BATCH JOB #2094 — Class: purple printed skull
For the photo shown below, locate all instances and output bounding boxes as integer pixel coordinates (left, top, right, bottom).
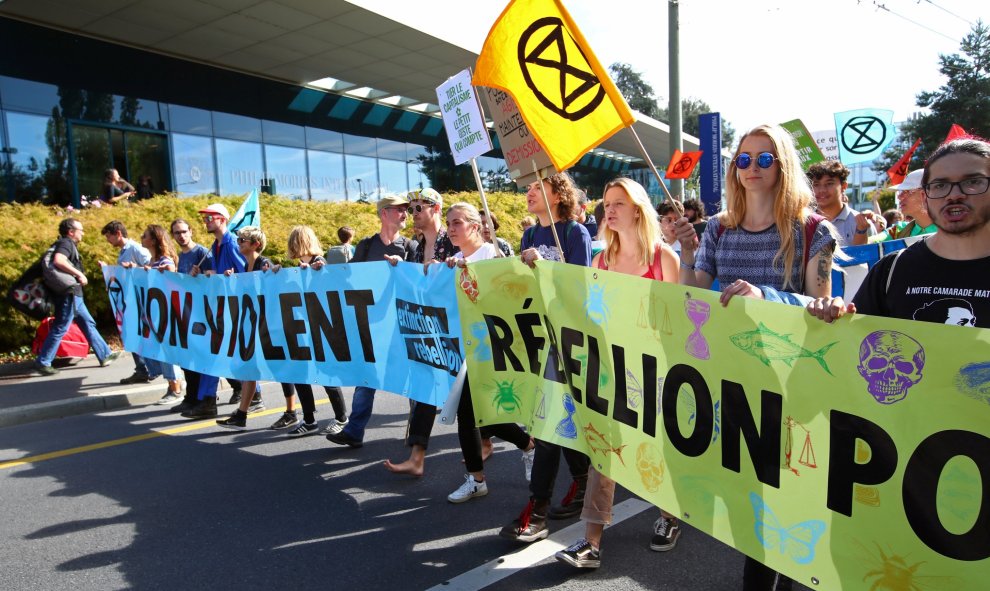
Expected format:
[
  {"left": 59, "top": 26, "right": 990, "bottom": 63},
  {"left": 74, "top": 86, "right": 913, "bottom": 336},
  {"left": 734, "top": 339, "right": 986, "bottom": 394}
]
[{"left": 858, "top": 331, "right": 925, "bottom": 404}]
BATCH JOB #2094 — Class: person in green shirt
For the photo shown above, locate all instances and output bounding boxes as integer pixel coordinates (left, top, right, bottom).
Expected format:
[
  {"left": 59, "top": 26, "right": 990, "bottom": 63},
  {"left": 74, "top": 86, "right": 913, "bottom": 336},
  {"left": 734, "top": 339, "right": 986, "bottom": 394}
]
[{"left": 870, "top": 169, "right": 937, "bottom": 242}]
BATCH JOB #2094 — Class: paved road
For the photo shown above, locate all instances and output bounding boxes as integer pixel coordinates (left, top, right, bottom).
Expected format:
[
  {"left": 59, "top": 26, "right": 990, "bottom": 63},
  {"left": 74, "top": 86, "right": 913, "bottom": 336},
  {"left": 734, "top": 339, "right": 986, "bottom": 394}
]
[{"left": 0, "top": 383, "right": 815, "bottom": 591}]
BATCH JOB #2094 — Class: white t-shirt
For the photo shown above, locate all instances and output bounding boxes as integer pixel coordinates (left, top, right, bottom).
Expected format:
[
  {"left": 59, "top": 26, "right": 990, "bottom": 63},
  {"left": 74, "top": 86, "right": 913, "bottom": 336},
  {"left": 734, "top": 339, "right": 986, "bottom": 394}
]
[{"left": 454, "top": 242, "right": 498, "bottom": 263}]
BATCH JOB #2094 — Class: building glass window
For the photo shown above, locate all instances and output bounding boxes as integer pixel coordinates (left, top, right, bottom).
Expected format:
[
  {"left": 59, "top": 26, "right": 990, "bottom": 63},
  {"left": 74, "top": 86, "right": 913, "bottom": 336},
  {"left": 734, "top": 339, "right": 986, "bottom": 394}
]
[
  {"left": 4, "top": 111, "right": 70, "bottom": 204},
  {"left": 216, "top": 138, "right": 263, "bottom": 196},
  {"left": 343, "top": 133, "right": 377, "bottom": 157},
  {"left": 264, "top": 144, "right": 308, "bottom": 200},
  {"left": 0, "top": 76, "right": 60, "bottom": 115},
  {"left": 345, "top": 154, "right": 378, "bottom": 201},
  {"left": 307, "top": 150, "right": 346, "bottom": 201},
  {"left": 169, "top": 104, "right": 212, "bottom": 136},
  {"left": 306, "top": 127, "right": 343, "bottom": 152},
  {"left": 172, "top": 133, "right": 216, "bottom": 196},
  {"left": 378, "top": 159, "right": 408, "bottom": 195},
  {"left": 263, "top": 120, "right": 305, "bottom": 148},
  {"left": 213, "top": 111, "right": 262, "bottom": 142},
  {"left": 115, "top": 97, "right": 168, "bottom": 131},
  {"left": 376, "top": 138, "right": 406, "bottom": 161}
]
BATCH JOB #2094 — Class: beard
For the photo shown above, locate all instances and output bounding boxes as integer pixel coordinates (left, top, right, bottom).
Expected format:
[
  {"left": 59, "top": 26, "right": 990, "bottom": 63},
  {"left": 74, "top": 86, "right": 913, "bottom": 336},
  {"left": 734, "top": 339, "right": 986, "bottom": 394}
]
[{"left": 927, "top": 199, "right": 990, "bottom": 236}]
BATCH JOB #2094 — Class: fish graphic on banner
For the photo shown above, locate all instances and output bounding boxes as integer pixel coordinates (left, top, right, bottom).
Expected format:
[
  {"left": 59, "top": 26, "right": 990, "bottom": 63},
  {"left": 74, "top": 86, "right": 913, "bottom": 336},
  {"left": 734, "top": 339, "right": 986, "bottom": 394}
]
[
  {"left": 228, "top": 189, "right": 260, "bottom": 233},
  {"left": 833, "top": 108, "right": 896, "bottom": 165},
  {"left": 473, "top": 0, "right": 635, "bottom": 172}
]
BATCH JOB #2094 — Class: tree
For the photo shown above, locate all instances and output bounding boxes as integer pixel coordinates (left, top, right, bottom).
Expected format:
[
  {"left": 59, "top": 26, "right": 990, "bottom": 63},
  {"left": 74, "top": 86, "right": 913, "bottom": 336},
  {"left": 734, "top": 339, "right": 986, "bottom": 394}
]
[
  {"left": 875, "top": 21, "right": 990, "bottom": 175},
  {"left": 660, "top": 97, "right": 736, "bottom": 150},
  {"left": 609, "top": 63, "right": 663, "bottom": 120}
]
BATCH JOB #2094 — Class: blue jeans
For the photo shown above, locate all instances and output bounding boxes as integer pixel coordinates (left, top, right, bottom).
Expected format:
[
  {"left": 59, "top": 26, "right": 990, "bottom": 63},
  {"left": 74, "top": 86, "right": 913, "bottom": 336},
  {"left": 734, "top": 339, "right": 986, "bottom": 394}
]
[
  {"left": 342, "top": 386, "right": 376, "bottom": 441},
  {"left": 145, "top": 357, "right": 179, "bottom": 381},
  {"left": 37, "top": 294, "right": 111, "bottom": 367},
  {"left": 131, "top": 352, "right": 149, "bottom": 376}
]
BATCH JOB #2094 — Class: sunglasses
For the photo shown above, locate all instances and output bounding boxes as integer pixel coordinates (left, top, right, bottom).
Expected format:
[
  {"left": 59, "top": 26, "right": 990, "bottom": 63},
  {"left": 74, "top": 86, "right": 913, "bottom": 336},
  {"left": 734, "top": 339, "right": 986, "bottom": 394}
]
[
  {"left": 203, "top": 215, "right": 217, "bottom": 223},
  {"left": 407, "top": 203, "right": 436, "bottom": 214},
  {"left": 236, "top": 237, "right": 253, "bottom": 244},
  {"left": 735, "top": 152, "right": 778, "bottom": 170}
]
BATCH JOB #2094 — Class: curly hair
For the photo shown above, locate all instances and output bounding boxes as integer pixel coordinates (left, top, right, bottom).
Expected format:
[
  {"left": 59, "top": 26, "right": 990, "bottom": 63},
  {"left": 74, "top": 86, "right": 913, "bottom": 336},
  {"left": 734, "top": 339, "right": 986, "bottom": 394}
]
[
  {"left": 544, "top": 172, "right": 578, "bottom": 221},
  {"left": 142, "top": 224, "right": 176, "bottom": 262},
  {"left": 806, "top": 160, "right": 850, "bottom": 184}
]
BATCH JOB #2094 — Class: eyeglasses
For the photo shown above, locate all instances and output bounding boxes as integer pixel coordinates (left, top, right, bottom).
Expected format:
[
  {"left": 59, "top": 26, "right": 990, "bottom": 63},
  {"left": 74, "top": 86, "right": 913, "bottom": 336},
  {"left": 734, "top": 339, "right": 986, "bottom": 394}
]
[
  {"left": 734, "top": 152, "right": 778, "bottom": 170},
  {"left": 172, "top": 229, "right": 189, "bottom": 235},
  {"left": 236, "top": 237, "right": 253, "bottom": 244},
  {"left": 924, "top": 176, "right": 990, "bottom": 199}
]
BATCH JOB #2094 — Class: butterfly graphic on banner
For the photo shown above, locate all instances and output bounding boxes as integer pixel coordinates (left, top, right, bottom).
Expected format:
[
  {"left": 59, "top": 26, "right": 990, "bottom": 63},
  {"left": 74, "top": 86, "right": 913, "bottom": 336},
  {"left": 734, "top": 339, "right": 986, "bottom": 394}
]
[{"left": 749, "top": 492, "right": 826, "bottom": 565}]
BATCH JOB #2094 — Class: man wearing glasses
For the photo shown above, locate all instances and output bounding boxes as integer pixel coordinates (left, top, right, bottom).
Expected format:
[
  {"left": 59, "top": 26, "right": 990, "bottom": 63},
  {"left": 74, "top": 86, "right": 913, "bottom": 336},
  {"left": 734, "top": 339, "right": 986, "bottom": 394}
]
[
  {"left": 808, "top": 137, "right": 990, "bottom": 328},
  {"left": 327, "top": 193, "right": 416, "bottom": 448},
  {"left": 180, "top": 203, "right": 247, "bottom": 419},
  {"left": 869, "top": 169, "right": 938, "bottom": 243},
  {"left": 34, "top": 219, "right": 120, "bottom": 375}
]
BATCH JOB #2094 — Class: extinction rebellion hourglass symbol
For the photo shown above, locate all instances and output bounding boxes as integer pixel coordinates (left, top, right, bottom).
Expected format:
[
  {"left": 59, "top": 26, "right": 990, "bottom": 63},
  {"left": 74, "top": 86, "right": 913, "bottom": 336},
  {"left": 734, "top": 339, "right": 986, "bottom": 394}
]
[{"left": 684, "top": 299, "right": 711, "bottom": 360}]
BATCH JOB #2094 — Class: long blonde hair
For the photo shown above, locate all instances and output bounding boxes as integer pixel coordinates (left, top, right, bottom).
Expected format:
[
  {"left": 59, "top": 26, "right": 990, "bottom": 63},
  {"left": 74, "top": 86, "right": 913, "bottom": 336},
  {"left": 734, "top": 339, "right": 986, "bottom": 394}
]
[
  {"left": 601, "top": 177, "right": 662, "bottom": 268},
  {"left": 721, "top": 124, "right": 813, "bottom": 290}
]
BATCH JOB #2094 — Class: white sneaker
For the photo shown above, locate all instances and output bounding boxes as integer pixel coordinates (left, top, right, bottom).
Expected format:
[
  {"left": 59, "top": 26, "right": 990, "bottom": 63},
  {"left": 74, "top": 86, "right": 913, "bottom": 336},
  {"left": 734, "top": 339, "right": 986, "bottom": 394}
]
[
  {"left": 522, "top": 447, "right": 535, "bottom": 482},
  {"left": 321, "top": 418, "right": 348, "bottom": 436},
  {"left": 447, "top": 474, "right": 488, "bottom": 504}
]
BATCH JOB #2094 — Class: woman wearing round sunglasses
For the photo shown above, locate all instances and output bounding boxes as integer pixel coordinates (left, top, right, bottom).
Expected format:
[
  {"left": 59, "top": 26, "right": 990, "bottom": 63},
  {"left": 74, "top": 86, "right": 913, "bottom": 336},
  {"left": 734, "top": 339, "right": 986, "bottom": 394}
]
[{"left": 674, "top": 124, "right": 837, "bottom": 590}]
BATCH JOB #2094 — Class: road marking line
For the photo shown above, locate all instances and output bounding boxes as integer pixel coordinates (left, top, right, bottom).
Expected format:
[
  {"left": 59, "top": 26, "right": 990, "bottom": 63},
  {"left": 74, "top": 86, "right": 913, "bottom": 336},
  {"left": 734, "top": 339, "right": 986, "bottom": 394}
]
[
  {"left": 0, "top": 400, "right": 329, "bottom": 470},
  {"left": 423, "top": 497, "right": 652, "bottom": 591}
]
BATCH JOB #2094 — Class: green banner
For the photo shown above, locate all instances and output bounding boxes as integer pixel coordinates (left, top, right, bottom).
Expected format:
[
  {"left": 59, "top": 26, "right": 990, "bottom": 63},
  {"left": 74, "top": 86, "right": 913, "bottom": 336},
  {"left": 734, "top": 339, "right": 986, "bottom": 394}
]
[
  {"left": 457, "top": 258, "right": 989, "bottom": 590},
  {"left": 781, "top": 119, "right": 826, "bottom": 171}
]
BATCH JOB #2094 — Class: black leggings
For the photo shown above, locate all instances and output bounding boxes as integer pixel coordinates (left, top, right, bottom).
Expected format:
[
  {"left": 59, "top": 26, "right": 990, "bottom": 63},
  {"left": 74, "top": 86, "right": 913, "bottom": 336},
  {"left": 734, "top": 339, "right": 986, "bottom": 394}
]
[
  {"left": 457, "top": 379, "right": 530, "bottom": 473},
  {"left": 406, "top": 402, "right": 436, "bottom": 449},
  {"left": 529, "top": 440, "right": 589, "bottom": 502},
  {"left": 281, "top": 384, "right": 348, "bottom": 424}
]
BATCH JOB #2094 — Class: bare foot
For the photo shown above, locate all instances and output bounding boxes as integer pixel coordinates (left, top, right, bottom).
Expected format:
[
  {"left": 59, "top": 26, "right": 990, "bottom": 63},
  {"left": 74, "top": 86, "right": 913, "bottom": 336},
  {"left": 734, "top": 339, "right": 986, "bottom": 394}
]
[
  {"left": 462, "top": 440, "right": 495, "bottom": 463},
  {"left": 384, "top": 459, "right": 424, "bottom": 478}
]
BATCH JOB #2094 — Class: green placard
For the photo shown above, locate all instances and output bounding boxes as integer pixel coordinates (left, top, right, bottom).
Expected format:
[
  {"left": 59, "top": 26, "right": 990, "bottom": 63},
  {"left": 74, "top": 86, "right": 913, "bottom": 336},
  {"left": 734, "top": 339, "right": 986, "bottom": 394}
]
[
  {"left": 457, "top": 258, "right": 988, "bottom": 590},
  {"left": 781, "top": 119, "right": 826, "bottom": 171}
]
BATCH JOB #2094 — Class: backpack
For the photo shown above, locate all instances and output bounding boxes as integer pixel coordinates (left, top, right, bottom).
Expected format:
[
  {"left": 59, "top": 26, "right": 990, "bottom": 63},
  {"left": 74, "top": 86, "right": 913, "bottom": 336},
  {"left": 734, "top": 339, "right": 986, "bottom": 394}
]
[
  {"left": 523, "top": 220, "right": 580, "bottom": 261},
  {"left": 42, "top": 242, "right": 79, "bottom": 295}
]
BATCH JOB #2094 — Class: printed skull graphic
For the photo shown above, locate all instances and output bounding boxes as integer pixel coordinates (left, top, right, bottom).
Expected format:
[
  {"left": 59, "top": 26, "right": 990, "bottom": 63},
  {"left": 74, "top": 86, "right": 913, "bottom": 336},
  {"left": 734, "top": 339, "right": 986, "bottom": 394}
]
[{"left": 858, "top": 331, "right": 925, "bottom": 404}]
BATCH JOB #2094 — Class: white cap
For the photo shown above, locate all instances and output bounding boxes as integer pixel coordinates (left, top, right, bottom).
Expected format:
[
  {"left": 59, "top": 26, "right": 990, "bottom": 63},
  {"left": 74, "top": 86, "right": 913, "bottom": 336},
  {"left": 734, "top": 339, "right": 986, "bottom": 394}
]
[
  {"left": 890, "top": 169, "right": 923, "bottom": 191},
  {"left": 198, "top": 203, "right": 231, "bottom": 220}
]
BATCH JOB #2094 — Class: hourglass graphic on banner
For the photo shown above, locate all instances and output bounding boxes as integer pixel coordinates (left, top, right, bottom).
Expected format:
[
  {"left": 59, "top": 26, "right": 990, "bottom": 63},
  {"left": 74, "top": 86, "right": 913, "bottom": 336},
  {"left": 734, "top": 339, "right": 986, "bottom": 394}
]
[{"left": 684, "top": 299, "right": 711, "bottom": 360}]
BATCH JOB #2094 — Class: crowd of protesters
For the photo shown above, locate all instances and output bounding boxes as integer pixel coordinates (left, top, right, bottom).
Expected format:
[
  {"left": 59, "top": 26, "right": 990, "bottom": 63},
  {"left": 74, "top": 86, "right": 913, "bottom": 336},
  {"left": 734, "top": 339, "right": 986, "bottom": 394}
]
[{"left": 30, "top": 127, "right": 990, "bottom": 590}]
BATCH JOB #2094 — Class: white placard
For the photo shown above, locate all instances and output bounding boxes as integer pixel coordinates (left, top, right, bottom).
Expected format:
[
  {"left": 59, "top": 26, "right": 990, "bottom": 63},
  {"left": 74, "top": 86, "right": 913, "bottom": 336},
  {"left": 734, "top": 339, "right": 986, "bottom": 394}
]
[{"left": 436, "top": 69, "right": 493, "bottom": 166}]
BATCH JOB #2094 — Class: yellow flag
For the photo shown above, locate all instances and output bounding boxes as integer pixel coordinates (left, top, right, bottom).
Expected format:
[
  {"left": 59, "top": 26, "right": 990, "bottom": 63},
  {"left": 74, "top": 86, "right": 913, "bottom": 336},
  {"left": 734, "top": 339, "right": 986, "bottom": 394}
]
[{"left": 473, "top": 0, "right": 636, "bottom": 172}]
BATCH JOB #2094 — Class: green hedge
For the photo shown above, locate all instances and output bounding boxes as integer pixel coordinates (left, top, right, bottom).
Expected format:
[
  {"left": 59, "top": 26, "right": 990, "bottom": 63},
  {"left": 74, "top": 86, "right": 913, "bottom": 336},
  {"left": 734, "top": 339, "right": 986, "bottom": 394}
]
[{"left": 0, "top": 191, "right": 528, "bottom": 353}]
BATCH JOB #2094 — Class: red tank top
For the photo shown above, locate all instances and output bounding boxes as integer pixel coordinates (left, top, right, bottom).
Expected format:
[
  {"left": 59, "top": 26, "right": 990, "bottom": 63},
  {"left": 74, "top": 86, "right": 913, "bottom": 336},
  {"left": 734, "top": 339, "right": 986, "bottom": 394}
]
[{"left": 595, "top": 246, "right": 664, "bottom": 280}]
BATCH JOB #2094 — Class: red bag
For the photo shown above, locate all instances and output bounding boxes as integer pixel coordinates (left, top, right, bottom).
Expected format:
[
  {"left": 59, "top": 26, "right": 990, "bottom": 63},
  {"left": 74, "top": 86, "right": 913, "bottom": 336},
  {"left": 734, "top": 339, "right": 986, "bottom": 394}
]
[{"left": 31, "top": 317, "right": 91, "bottom": 358}]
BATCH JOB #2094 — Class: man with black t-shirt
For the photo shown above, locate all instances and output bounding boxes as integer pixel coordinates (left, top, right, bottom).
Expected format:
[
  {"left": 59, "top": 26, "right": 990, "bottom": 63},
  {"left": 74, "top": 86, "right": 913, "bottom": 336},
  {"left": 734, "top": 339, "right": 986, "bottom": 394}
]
[
  {"left": 326, "top": 194, "right": 417, "bottom": 448},
  {"left": 34, "top": 219, "right": 120, "bottom": 375},
  {"left": 808, "top": 137, "right": 990, "bottom": 330}
]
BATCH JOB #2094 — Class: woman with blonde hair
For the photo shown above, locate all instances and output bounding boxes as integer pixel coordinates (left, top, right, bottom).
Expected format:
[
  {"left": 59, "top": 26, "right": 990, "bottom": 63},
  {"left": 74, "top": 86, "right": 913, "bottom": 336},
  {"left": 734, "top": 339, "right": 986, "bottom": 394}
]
[
  {"left": 437, "top": 203, "right": 536, "bottom": 503},
  {"left": 265, "top": 225, "right": 350, "bottom": 436},
  {"left": 674, "top": 124, "right": 837, "bottom": 590},
  {"left": 555, "top": 177, "right": 679, "bottom": 569}
]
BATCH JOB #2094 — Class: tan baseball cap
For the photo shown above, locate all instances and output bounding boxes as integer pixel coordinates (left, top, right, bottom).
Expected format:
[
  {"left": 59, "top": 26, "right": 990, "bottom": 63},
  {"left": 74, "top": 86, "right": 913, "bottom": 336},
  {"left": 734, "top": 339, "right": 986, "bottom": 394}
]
[{"left": 377, "top": 194, "right": 410, "bottom": 213}]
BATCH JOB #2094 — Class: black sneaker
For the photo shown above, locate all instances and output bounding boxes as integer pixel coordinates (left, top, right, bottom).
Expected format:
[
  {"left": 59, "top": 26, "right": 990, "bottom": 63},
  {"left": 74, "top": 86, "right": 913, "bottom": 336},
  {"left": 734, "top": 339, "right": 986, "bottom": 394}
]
[
  {"left": 227, "top": 388, "right": 241, "bottom": 405},
  {"left": 549, "top": 476, "right": 587, "bottom": 519},
  {"left": 181, "top": 398, "right": 218, "bottom": 419},
  {"left": 33, "top": 361, "right": 59, "bottom": 376},
  {"left": 287, "top": 422, "right": 319, "bottom": 438},
  {"left": 170, "top": 398, "right": 196, "bottom": 414},
  {"left": 650, "top": 514, "right": 681, "bottom": 551},
  {"left": 499, "top": 499, "right": 549, "bottom": 543},
  {"left": 247, "top": 392, "right": 265, "bottom": 414},
  {"left": 269, "top": 411, "right": 299, "bottom": 430},
  {"left": 99, "top": 351, "right": 122, "bottom": 367},
  {"left": 217, "top": 409, "right": 247, "bottom": 430},
  {"left": 120, "top": 371, "right": 152, "bottom": 385},
  {"left": 326, "top": 430, "right": 363, "bottom": 448},
  {"left": 555, "top": 539, "right": 600, "bottom": 569}
]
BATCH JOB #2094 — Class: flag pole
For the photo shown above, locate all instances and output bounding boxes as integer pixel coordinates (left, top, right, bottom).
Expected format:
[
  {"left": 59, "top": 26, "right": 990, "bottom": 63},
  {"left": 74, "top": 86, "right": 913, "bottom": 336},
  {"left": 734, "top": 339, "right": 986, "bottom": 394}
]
[
  {"left": 469, "top": 158, "right": 504, "bottom": 258},
  {"left": 533, "top": 160, "right": 565, "bottom": 258},
  {"left": 627, "top": 126, "right": 677, "bottom": 202}
]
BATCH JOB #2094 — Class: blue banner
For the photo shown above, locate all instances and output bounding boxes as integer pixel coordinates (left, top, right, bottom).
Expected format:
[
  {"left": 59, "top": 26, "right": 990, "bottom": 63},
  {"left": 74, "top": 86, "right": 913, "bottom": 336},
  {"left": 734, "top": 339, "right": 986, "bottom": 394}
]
[
  {"left": 698, "top": 112, "right": 722, "bottom": 216},
  {"left": 102, "top": 262, "right": 462, "bottom": 406},
  {"left": 833, "top": 108, "right": 896, "bottom": 165}
]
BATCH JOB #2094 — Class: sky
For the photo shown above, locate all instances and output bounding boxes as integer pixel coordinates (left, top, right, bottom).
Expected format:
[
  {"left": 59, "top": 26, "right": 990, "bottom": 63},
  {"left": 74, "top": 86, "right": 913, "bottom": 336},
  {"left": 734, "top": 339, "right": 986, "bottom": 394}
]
[{"left": 353, "top": 0, "right": 979, "bottom": 138}]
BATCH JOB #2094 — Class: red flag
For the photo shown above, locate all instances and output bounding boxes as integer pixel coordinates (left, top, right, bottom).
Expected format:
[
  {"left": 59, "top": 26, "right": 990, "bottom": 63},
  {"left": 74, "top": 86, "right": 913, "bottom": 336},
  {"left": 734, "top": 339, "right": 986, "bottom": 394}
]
[
  {"left": 665, "top": 149, "right": 703, "bottom": 180},
  {"left": 886, "top": 138, "right": 921, "bottom": 185},
  {"left": 944, "top": 124, "right": 967, "bottom": 143}
]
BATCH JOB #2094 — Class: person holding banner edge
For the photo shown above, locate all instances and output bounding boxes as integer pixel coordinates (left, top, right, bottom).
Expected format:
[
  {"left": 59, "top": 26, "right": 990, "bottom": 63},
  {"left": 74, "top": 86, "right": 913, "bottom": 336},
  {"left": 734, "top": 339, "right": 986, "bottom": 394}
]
[
  {"left": 555, "top": 177, "right": 680, "bottom": 568},
  {"left": 673, "top": 124, "right": 838, "bottom": 590},
  {"left": 503, "top": 171, "right": 593, "bottom": 542}
]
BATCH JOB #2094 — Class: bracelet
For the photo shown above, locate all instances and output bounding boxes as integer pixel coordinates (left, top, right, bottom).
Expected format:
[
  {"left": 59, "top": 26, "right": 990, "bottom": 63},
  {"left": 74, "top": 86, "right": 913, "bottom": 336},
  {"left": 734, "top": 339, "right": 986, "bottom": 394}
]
[{"left": 680, "top": 261, "right": 695, "bottom": 270}]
